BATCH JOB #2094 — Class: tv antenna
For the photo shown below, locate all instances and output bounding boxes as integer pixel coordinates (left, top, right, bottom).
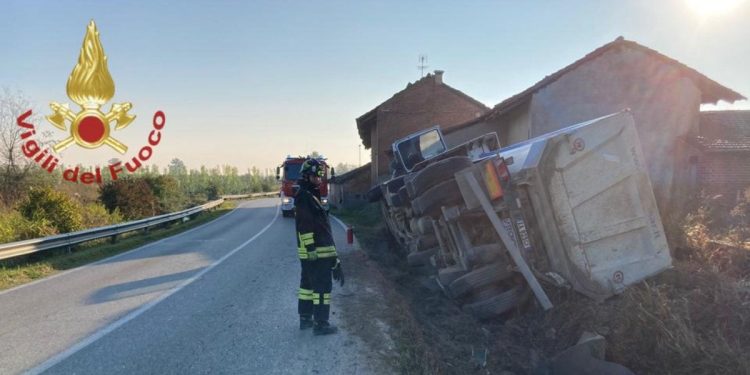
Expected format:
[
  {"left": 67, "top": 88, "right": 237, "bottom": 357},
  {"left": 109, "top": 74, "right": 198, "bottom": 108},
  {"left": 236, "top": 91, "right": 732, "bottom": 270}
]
[{"left": 418, "top": 55, "right": 428, "bottom": 77}]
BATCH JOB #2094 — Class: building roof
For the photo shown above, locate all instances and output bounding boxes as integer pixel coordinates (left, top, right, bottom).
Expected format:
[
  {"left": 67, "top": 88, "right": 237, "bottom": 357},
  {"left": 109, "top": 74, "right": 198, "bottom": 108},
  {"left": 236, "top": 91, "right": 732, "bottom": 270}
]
[
  {"left": 356, "top": 71, "right": 488, "bottom": 149},
  {"left": 331, "top": 162, "right": 370, "bottom": 184},
  {"left": 694, "top": 110, "right": 750, "bottom": 152},
  {"left": 486, "top": 37, "right": 746, "bottom": 120}
]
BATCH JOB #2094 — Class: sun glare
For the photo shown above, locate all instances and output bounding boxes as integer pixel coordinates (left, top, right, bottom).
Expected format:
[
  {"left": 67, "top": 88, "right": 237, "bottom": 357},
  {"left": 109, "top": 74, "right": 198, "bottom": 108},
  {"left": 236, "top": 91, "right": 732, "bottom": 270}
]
[{"left": 687, "top": 0, "right": 745, "bottom": 15}]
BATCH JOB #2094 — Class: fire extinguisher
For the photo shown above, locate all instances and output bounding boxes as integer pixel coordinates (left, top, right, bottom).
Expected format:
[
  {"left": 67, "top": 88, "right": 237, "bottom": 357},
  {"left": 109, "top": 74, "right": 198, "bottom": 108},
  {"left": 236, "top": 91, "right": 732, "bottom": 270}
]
[{"left": 346, "top": 225, "right": 354, "bottom": 244}]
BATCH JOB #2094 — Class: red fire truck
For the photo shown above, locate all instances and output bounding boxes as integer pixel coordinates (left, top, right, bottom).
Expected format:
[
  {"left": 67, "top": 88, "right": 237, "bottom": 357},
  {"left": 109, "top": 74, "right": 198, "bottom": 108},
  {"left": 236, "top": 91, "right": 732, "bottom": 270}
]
[{"left": 276, "top": 155, "right": 331, "bottom": 217}]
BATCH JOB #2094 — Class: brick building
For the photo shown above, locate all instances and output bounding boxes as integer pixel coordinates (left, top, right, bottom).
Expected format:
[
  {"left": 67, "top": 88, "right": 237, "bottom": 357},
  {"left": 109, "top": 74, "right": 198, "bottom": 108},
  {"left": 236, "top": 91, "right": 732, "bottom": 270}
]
[
  {"left": 692, "top": 110, "right": 750, "bottom": 198},
  {"left": 329, "top": 163, "right": 371, "bottom": 209},
  {"left": 356, "top": 71, "right": 488, "bottom": 184},
  {"left": 447, "top": 37, "right": 745, "bottom": 217}
]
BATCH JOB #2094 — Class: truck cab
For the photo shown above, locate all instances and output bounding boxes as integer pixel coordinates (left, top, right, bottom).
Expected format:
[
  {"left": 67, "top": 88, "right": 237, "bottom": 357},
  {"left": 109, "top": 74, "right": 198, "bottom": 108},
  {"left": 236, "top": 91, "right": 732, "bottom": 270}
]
[{"left": 277, "top": 156, "right": 331, "bottom": 217}]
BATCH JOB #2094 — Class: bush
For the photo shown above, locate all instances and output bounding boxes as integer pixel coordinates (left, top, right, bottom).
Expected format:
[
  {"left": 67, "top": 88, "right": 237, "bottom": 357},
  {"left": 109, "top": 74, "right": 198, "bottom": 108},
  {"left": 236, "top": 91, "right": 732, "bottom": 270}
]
[
  {"left": 0, "top": 210, "right": 56, "bottom": 243},
  {"left": 99, "top": 178, "right": 159, "bottom": 220},
  {"left": 144, "top": 175, "right": 187, "bottom": 212},
  {"left": 17, "top": 187, "right": 82, "bottom": 234},
  {"left": 79, "top": 203, "right": 123, "bottom": 228}
]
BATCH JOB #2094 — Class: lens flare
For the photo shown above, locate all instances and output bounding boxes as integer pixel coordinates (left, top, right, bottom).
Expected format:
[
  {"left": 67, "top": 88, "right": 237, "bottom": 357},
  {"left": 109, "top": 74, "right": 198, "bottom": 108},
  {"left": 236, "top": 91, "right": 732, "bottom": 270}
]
[{"left": 687, "top": 0, "right": 745, "bottom": 16}]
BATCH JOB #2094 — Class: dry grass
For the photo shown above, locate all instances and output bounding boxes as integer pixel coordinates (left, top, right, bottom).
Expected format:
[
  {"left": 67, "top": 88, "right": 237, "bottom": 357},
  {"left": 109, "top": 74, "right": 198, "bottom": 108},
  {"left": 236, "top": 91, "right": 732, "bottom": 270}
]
[{"left": 334, "top": 188, "right": 750, "bottom": 374}]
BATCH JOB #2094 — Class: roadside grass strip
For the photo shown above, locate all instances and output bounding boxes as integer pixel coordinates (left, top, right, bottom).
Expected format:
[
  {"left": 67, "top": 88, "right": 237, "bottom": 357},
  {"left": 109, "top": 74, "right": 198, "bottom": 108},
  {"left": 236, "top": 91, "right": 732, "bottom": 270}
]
[{"left": 0, "top": 201, "right": 237, "bottom": 291}]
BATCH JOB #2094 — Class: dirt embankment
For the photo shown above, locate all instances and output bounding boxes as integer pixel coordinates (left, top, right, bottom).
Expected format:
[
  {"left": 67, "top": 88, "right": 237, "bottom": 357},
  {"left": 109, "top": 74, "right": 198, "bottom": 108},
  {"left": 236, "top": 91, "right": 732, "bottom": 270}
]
[{"left": 335, "top": 197, "right": 750, "bottom": 375}]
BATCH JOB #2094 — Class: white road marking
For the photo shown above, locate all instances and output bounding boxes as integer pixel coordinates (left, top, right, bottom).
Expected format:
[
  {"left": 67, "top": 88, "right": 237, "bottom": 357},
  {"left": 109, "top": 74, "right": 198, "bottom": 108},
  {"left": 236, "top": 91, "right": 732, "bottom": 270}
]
[
  {"left": 0, "top": 200, "right": 250, "bottom": 297},
  {"left": 25, "top": 204, "right": 280, "bottom": 375}
]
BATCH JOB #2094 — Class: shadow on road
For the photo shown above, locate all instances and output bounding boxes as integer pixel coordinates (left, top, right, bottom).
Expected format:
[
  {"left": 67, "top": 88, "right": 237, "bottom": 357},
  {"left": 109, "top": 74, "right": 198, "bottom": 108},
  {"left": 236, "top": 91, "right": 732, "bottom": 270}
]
[{"left": 88, "top": 268, "right": 202, "bottom": 304}]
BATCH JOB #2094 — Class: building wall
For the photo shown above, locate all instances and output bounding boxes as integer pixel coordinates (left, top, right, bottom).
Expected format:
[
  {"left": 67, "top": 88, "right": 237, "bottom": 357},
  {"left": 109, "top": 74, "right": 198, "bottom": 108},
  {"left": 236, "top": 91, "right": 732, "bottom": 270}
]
[
  {"left": 370, "top": 74, "right": 486, "bottom": 183},
  {"left": 699, "top": 153, "right": 750, "bottom": 188},
  {"left": 493, "top": 100, "right": 532, "bottom": 146},
  {"left": 444, "top": 121, "right": 497, "bottom": 148},
  {"left": 524, "top": 46, "right": 703, "bottom": 216},
  {"left": 330, "top": 165, "right": 372, "bottom": 209}
]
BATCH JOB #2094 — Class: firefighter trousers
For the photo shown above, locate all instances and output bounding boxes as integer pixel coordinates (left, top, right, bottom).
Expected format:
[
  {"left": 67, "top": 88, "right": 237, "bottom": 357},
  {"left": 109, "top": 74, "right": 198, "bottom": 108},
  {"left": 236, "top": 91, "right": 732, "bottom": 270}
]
[{"left": 298, "top": 257, "right": 335, "bottom": 323}]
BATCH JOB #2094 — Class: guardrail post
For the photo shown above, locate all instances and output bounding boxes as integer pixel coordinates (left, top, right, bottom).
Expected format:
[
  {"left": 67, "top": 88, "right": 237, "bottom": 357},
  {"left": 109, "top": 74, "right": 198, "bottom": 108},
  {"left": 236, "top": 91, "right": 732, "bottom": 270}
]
[{"left": 110, "top": 234, "right": 118, "bottom": 244}]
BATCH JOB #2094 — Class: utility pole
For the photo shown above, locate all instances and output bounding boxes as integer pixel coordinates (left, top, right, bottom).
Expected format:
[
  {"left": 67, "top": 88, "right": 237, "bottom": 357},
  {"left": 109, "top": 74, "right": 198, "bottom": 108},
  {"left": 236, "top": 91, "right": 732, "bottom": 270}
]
[
  {"left": 418, "top": 54, "right": 428, "bottom": 77},
  {"left": 358, "top": 144, "right": 361, "bottom": 167}
]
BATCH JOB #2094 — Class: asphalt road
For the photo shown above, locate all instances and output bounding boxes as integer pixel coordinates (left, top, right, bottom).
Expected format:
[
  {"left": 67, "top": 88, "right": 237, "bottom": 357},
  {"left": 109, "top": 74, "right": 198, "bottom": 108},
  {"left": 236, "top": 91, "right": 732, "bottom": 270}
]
[{"left": 0, "top": 198, "right": 377, "bottom": 374}]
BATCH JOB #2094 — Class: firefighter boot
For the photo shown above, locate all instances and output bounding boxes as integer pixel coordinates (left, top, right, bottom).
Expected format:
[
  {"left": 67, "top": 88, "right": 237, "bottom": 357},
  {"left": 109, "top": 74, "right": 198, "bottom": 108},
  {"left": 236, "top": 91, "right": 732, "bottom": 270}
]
[
  {"left": 313, "top": 321, "right": 338, "bottom": 336},
  {"left": 300, "top": 315, "right": 314, "bottom": 330}
]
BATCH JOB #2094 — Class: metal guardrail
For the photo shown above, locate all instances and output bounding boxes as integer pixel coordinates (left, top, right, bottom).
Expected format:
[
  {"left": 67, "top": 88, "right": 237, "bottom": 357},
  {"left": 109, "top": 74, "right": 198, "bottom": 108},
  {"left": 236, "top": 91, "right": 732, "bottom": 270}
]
[
  {"left": 222, "top": 192, "right": 278, "bottom": 200},
  {"left": 0, "top": 192, "right": 278, "bottom": 261}
]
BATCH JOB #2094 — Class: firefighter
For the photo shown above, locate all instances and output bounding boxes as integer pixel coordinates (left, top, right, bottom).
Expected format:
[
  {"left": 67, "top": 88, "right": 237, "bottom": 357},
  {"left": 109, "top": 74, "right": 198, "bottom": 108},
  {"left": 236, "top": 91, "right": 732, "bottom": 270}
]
[{"left": 295, "top": 158, "right": 344, "bottom": 335}]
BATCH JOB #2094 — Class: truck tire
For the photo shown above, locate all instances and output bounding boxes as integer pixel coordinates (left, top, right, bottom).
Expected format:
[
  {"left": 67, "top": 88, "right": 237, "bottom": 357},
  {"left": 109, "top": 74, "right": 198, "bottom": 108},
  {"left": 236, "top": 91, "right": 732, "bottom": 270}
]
[
  {"left": 386, "top": 177, "right": 405, "bottom": 194},
  {"left": 415, "top": 233, "right": 438, "bottom": 251},
  {"left": 407, "top": 247, "right": 437, "bottom": 267},
  {"left": 407, "top": 156, "right": 472, "bottom": 199},
  {"left": 437, "top": 266, "right": 467, "bottom": 287},
  {"left": 398, "top": 186, "right": 410, "bottom": 207},
  {"left": 462, "top": 285, "right": 523, "bottom": 320},
  {"left": 416, "top": 216, "right": 434, "bottom": 235},
  {"left": 367, "top": 185, "right": 383, "bottom": 203},
  {"left": 448, "top": 262, "right": 513, "bottom": 299},
  {"left": 388, "top": 194, "right": 405, "bottom": 207},
  {"left": 465, "top": 284, "right": 505, "bottom": 304},
  {"left": 412, "top": 178, "right": 464, "bottom": 218}
]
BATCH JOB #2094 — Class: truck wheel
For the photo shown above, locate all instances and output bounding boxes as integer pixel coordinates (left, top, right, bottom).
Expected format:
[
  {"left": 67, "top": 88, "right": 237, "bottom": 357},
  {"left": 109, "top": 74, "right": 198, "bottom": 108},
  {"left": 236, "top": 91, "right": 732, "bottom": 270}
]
[
  {"left": 465, "top": 284, "right": 505, "bottom": 304},
  {"left": 398, "top": 186, "right": 410, "bottom": 207},
  {"left": 407, "top": 247, "right": 437, "bottom": 267},
  {"left": 407, "top": 156, "right": 472, "bottom": 199},
  {"left": 449, "top": 262, "right": 513, "bottom": 299},
  {"left": 386, "top": 177, "right": 405, "bottom": 194},
  {"left": 462, "top": 285, "right": 523, "bottom": 320},
  {"left": 390, "top": 191, "right": 405, "bottom": 207},
  {"left": 416, "top": 216, "right": 434, "bottom": 235},
  {"left": 437, "top": 266, "right": 468, "bottom": 287},
  {"left": 367, "top": 185, "right": 383, "bottom": 203},
  {"left": 415, "top": 233, "right": 438, "bottom": 251},
  {"left": 412, "top": 178, "right": 464, "bottom": 218}
]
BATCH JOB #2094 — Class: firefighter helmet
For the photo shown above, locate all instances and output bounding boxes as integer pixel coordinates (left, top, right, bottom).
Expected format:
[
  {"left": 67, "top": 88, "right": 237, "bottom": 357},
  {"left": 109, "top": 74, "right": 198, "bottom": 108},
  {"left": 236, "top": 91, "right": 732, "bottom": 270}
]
[{"left": 300, "top": 158, "right": 324, "bottom": 178}]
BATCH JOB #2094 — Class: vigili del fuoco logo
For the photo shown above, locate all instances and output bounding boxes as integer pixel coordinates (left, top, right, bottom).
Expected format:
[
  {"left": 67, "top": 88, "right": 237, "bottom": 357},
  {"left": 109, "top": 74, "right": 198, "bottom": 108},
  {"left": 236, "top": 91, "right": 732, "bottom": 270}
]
[{"left": 16, "top": 20, "right": 165, "bottom": 184}]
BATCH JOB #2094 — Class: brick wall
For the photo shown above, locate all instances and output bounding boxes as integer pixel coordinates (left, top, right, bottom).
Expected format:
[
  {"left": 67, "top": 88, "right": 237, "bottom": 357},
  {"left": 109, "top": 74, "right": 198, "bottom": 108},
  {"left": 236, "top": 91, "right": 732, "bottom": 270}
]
[
  {"left": 370, "top": 72, "right": 487, "bottom": 182},
  {"left": 699, "top": 153, "right": 750, "bottom": 186}
]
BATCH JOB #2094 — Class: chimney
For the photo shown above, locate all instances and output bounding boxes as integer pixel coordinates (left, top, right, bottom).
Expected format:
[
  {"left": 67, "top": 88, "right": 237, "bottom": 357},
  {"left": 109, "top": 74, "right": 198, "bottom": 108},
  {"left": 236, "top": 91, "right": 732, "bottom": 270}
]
[{"left": 434, "top": 70, "right": 444, "bottom": 85}]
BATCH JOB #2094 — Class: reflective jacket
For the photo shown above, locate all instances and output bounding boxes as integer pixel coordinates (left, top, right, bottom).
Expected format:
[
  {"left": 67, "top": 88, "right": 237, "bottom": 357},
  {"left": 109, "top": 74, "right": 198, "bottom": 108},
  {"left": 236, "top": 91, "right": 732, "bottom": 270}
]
[{"left": 294, "top": 182, "right": 337, "bottom": 260}]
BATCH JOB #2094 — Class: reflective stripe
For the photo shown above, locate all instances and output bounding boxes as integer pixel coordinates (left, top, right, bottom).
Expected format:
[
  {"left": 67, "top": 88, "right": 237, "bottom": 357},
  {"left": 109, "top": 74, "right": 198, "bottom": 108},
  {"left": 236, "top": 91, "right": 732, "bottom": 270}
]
[
  {"left": 298, "top": 288, "right": 314, "bottom": 300},
  {"left": 298, "top": 248, "right": 309, "bottom": 259},
  {"left": 312, "top": 293, "right": 321, "bottom": 305},
  {"left": 315, "top": 246, "right": 337, "bottom": 258},
  {"left": 298, "top": 232, "right": 315, "bottom": 247},
  {"left": 323, "top": 293, "right": 331, "bottom": 305}
]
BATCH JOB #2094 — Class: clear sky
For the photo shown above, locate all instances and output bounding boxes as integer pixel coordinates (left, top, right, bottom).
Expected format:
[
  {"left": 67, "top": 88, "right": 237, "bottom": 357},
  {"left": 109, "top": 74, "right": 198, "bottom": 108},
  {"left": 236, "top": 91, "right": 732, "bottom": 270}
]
[{"left": 2, "top": 0, "right": 748, "bottom": 172}]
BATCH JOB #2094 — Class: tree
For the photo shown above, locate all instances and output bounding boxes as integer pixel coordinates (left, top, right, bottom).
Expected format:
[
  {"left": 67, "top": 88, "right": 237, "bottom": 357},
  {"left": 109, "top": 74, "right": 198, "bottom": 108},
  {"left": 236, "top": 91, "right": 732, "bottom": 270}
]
[
  {"left": 0, "top": 89, "right": 51, "bottom": 206},
  {"left": 168, "top": 158, "right": 187, "bottom": 175},
  {"left": 334, "top": 162, "right": 357, "bottom": 175},
  {"left": 99, "top": 178, "right": 159, "bottom": 220}
]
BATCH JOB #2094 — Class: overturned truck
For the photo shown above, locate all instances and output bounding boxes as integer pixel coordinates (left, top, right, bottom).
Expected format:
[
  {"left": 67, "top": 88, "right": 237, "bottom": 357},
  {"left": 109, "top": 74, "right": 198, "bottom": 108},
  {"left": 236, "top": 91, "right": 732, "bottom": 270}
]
[{"left": 370, "top": 110, "right": 672, "bottom": 319}]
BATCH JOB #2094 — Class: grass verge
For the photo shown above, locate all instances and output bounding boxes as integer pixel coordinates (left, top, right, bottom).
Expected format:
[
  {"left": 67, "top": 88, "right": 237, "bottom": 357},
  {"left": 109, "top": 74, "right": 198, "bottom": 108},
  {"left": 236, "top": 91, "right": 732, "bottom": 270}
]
[
  {"left": 334, "top": 203, "right": 750, "bottom": 374},
  {"left": 332, "top": 204, "right": 445, "bottom": 374},
  {"left": 0, "top": 201, "right": 237, "bottom": 291}
]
